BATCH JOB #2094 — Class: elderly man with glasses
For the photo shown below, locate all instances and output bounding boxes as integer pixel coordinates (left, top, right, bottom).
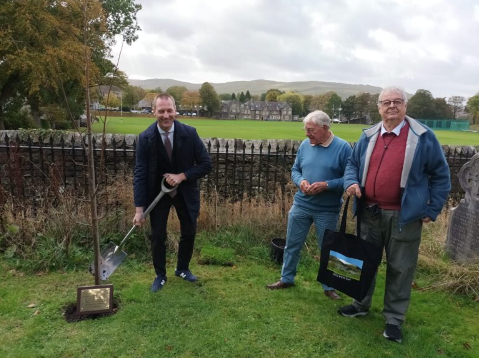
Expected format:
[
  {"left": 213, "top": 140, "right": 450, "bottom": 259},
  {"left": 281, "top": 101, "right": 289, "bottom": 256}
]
[
  {"left": 267, "top": 110, "right": 352, "bottom": 300},
  {"left": 338, "top": 86, "right": 450, "bottom": 343}
]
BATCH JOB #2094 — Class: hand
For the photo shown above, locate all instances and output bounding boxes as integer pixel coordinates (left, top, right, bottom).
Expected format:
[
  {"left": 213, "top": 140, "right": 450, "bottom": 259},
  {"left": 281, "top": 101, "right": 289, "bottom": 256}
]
[
  {"left": 422, "top": 217, "right": 432, "bottom": 223},
  {"left": 305, "top": 181, "right": 327, "bottom": 195},
  {"left": 163, "top": 173, "right": 186, "bottom": 187},
  {"left": 346, "top": 184, "right": 362, "bottom": 198},
  {"left": 300, "top": 180, "right": 310, "bottom": 194},
  {"left": 133, "top": 209, "right": 146, "bottom": 227}
]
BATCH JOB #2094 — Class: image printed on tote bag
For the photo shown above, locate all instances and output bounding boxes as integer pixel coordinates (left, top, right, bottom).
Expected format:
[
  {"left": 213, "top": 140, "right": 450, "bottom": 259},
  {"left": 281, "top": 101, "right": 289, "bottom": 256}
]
[{"left": 327, "top": 251, "right": 364, "bottom": 281}]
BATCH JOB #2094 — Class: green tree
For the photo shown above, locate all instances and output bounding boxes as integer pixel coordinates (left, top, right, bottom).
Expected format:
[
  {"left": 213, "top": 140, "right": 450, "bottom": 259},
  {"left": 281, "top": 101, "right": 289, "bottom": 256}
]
[
  {"left": 433, "top": 98, "right": 453, "bottom": 119},
  {"left": 368, "top": 94, "right": 381, "bottom": 123},
  {"left": 123, "top": 85, "right": 146, "bottom": 109},
  {"left": 466, "top": 92, "right": 479, "bottom": 124},
  {"left": 239, "top": 92, "right": 246, "bottom": 103},
  {"left": 407, "top": 89, "right": 436, "bottom": 119},
  {"left": 278, "top": 91, "right": 304, "bottom": 116},
  {"left": 231, "top": 93, "right": 236, "bottom": 100},
  {"left": 152, "top": 87, "right": 163, "bottom": 93},
  {"left": 342, "top": 95, "right": 356, "bottom": 120},
  {"left": 324, "top": 92, "right": 342, "bottom": 118},
  {"left": 302, "top": 95, "right": 313, "bottom": 116},
  {"left": 219, "top": 93, "right": 232, "bottom": 101},
  {"left": 354, "top": 92, "right": 371, "bottom": 118},
  {"left": 266, "top": 89, "right": 282, "bottom": 102},
  {"left": 199, "top": 82, "right": 220, "bottom": 117},
  {"left": 260, "top": 93, "right": 267, "bottom": 101},
  {"left": 245, "top": 90, "right": 251, "bottom": 101},
  {"left": 166, "top": 86, "right": 188, "bottom": 105}
]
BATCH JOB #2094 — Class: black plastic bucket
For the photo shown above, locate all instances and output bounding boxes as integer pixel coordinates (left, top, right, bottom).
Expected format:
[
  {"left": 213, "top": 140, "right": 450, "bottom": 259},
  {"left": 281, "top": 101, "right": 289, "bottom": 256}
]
[{"left": 270, "top": 238, "right": 286, "bottom": 264}]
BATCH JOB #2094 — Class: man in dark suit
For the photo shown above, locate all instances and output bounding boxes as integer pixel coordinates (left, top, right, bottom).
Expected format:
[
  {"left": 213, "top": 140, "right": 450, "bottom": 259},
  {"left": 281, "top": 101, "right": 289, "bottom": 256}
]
[{"left": 133, "top": 93, "right": 212, "bottom": 292}]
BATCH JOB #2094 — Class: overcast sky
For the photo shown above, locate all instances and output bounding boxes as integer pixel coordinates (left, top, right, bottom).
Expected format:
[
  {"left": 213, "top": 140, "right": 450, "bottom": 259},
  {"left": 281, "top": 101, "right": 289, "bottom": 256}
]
[{"left": 113, "top": 0, "right": 479, "bottom": 99}]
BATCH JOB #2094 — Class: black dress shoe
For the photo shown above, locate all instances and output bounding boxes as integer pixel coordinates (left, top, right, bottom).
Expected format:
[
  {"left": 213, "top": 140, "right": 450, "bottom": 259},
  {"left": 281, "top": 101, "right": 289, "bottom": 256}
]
[{"left": 266, "top": 280, "right": 294, "bottom": 290}]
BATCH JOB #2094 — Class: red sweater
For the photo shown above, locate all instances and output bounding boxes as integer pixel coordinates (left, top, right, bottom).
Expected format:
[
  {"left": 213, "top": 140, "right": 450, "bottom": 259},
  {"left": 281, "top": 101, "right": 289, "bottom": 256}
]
[{"left": 364, "top": 123, "right": 409, "bottom": 210}]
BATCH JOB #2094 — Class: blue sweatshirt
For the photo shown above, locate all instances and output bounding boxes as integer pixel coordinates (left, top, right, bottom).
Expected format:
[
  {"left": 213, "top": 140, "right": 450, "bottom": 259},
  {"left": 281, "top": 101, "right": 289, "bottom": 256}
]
[{"left": 292, "top": 136, "right": 352, "bottom": 212}]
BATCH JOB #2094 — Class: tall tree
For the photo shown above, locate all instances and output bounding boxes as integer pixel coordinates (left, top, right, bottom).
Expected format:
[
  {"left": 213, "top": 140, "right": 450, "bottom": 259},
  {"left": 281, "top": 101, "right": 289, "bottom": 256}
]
[
  {"left": 239, "top": 92, "right": 246, "bottom": 103},
  {"left": 245, "top": 90, "right": 252, "bottom": 101},
  {"left": 447, "top": 96, "right": 465, "bottom": 119},
  {"left": 199, "top": 82, "right": 220, "bottom": 117},
  {"left": 166, "top": 86, "right": 188, "bottom": 105},
  {"left": 466, "top": 92, "right": 479, "bottom": 124},
  {"left": 407, "top": 89, "right": 436, "bottom": 119},
  {"left": 433, "top": 98, "right": 453, "bottom": 119},
  {"left": 278, "top": 91, "right": 304, "bottom": 116},
  {"left": 231, "top": 93, "right": 236, "bottom": 100},
  {"left": 368, "top": 94, "right": 381, "bottom": 123},
  {"left": 341, "top": 95, "right": 356, "bottom": 120},
  {"left": 354, "top": 92, "right": 371, "bottom": 117},
  {"left": 302, "top": 95, "right": 313, "bottom": 116},
  {"left": 260, "top": 92, "right": 267, "bottom": 101}
]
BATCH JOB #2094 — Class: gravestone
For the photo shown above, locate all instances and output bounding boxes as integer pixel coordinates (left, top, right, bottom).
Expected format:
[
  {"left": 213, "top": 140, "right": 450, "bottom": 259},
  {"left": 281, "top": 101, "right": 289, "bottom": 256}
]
[{"left": 446, "top": 153, "right": 479, "bottom": 263}]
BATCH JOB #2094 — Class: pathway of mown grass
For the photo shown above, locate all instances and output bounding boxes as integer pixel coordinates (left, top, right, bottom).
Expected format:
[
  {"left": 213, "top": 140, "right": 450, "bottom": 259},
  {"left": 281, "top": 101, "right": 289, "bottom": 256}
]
[
  {"left": 91, "top": 117, "right": 479, "bottom": 145},
  {"left": 0, "top": 254, "right": 478, "bottom": 358}
]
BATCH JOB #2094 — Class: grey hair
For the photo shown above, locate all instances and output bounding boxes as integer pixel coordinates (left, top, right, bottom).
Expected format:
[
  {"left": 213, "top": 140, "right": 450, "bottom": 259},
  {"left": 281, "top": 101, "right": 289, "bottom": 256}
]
[
  {"left": 378, "top": 86, "right": 408, "bottom": 104},
  {"left": 303, "top": 110, "right": 331, "bottom": 128}
]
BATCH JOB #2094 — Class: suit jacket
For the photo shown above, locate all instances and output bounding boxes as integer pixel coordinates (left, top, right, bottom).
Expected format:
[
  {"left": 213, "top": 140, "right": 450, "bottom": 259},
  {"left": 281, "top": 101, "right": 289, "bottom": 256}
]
[{"left": 134, "top": 120, "right": 212, "bottom": 218}]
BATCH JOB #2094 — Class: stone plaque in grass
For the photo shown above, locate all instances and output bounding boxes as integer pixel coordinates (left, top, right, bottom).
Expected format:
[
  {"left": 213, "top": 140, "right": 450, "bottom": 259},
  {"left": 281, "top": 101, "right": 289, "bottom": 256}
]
[{"left": 198, "top": 245, "right": 236, "bottom": 266}]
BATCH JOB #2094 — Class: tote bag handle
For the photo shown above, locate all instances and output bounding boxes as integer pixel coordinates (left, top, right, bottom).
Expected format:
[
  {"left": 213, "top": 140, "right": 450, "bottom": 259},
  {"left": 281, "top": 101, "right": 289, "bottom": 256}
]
[{"left": 339, "top": 195, "right": 362, "bottom": 237}]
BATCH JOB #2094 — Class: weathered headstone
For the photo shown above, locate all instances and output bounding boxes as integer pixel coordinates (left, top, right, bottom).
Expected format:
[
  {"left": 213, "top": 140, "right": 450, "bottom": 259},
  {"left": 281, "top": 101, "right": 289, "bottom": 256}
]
[{"left": 446, "top": 153, "right": 479, "bottom": 263}]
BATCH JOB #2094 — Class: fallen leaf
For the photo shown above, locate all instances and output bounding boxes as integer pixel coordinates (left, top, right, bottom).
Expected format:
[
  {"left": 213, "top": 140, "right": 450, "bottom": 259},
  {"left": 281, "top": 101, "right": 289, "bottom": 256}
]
[
  {"left": 34, "top": 310, "right": 40, "bottom": 315},
  {"left": 27, "top": 304, "right": 36, "bottom": 308},
  {"left": 463, "top": 342, "right": 471, "bottom": 350},
  {"left": 412, "top": 282, "right": 419, "bottom": 289},
  {"left": 36, "top": 272, "right": 45, "bottom": 276}
]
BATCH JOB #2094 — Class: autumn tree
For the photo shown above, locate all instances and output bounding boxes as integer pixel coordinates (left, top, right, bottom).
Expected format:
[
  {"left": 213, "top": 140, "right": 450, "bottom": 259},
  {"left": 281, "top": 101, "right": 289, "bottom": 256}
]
[
  {"left": 199, "top": 82, "right": 220, "bottom": 117},
  {"left": 181, "top": 90, "right": 202, "bottom": 114},
  {"left": 302, "top": 95, "right": 313, "bottom": 116}
]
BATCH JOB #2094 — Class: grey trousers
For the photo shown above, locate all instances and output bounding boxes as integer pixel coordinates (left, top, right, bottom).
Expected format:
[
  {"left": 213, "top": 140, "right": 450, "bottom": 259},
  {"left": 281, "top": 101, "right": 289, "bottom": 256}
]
[{"left": 353, "top": 208, "right": 423, "bottom": 325}]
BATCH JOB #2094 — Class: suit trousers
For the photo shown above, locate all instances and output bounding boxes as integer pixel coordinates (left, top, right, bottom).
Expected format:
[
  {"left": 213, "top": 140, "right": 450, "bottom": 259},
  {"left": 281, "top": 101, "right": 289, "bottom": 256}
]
[
  {"left": 353, "top": 208, "right": 422, "bottom": 325},
  {"left": 149, "top": 191, "right": 197, "bottom": 277}
]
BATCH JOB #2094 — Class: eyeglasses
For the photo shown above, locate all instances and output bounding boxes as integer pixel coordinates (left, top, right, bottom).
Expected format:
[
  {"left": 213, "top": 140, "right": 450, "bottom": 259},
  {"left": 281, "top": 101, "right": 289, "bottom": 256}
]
[{"left": 378, "top": 99, "right": 405, "bottom": 107}]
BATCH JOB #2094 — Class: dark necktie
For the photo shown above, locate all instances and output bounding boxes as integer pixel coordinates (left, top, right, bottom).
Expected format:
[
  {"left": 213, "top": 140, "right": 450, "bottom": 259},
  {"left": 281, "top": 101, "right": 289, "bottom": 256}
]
[
  {"left": 163, "top": 132, "right": 177, "bottom": 197},
  {"left": 163, "top": 132, "right": 172, "bottom": 161}
]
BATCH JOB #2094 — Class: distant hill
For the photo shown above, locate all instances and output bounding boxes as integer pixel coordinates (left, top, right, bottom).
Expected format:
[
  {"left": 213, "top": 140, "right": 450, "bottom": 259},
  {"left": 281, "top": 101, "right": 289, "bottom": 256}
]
[{"left": 128, "top": 79, "right": 384, "bottom": 100}]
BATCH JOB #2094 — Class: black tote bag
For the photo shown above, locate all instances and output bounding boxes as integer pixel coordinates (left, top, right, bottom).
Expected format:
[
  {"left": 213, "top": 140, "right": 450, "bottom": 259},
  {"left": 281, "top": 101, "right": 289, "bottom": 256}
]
[{"left": 317, "top": 197, "right": 383, "bottom": 301}]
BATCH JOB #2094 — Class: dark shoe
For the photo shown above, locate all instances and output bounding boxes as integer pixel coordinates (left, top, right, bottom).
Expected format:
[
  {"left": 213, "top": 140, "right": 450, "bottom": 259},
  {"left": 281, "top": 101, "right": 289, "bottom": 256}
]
[
  {"left": 151, "top": 275, "right": 167, "bottom": 292},
  {"left": 324, "top": 290, "right": 341, "bottom": 300},
  {"left": 383, "top": 323, "right": 402, "bottom": 343},
  {"left": 337, "top": 304, "right": 368, "bottom": 317},
  {"left": 266, "top": 280, "right": 294, "bottom": 290},
  {"left": 175, "top": 269, "right": 198, "bottom": 282}
]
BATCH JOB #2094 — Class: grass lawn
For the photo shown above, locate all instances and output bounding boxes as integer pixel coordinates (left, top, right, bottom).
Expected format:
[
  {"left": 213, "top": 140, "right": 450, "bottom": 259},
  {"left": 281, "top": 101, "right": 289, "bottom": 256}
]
[
  {"left": 91, "top": 117, "right": 479, "bottom": 146},
  {"left": 0, "top": 251, "right": 478, "bottom": 358}
]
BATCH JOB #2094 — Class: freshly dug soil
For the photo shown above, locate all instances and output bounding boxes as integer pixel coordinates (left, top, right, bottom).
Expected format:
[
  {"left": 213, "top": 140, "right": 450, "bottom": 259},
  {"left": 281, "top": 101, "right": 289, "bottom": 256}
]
[{"left": 63, "top": 297, "right": 120, "bottom": 323}]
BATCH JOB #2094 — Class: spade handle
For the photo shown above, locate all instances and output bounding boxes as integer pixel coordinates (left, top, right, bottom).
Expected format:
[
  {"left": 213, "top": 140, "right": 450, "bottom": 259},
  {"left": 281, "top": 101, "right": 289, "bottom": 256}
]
[{"left": 115, "top": 178, "right": 178, "bottom": 253}]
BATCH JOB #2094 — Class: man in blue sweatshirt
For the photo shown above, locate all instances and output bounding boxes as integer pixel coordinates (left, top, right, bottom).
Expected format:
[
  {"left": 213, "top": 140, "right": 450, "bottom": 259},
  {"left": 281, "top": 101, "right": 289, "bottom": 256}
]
[{"left": 267, "top": 110, "right": 352, "bottom": 300}]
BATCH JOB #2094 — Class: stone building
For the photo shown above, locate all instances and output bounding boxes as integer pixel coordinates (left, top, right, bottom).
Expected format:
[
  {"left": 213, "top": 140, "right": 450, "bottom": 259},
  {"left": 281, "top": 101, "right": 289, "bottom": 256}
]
[{"left": 219, "top": 100, "right": 293, "bottom": 121}]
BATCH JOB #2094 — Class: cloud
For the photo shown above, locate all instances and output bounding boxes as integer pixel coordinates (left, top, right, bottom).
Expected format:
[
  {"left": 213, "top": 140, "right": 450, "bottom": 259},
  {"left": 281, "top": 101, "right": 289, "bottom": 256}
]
[{"left": 113, "top": 0, "right": 479, "bottom": 98}]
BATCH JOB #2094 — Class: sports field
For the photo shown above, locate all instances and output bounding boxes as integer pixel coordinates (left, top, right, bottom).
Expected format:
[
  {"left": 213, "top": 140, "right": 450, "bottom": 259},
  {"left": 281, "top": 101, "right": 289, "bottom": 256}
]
[{"left": 92, "top": 116, "right": 479, "bottom": 145}]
